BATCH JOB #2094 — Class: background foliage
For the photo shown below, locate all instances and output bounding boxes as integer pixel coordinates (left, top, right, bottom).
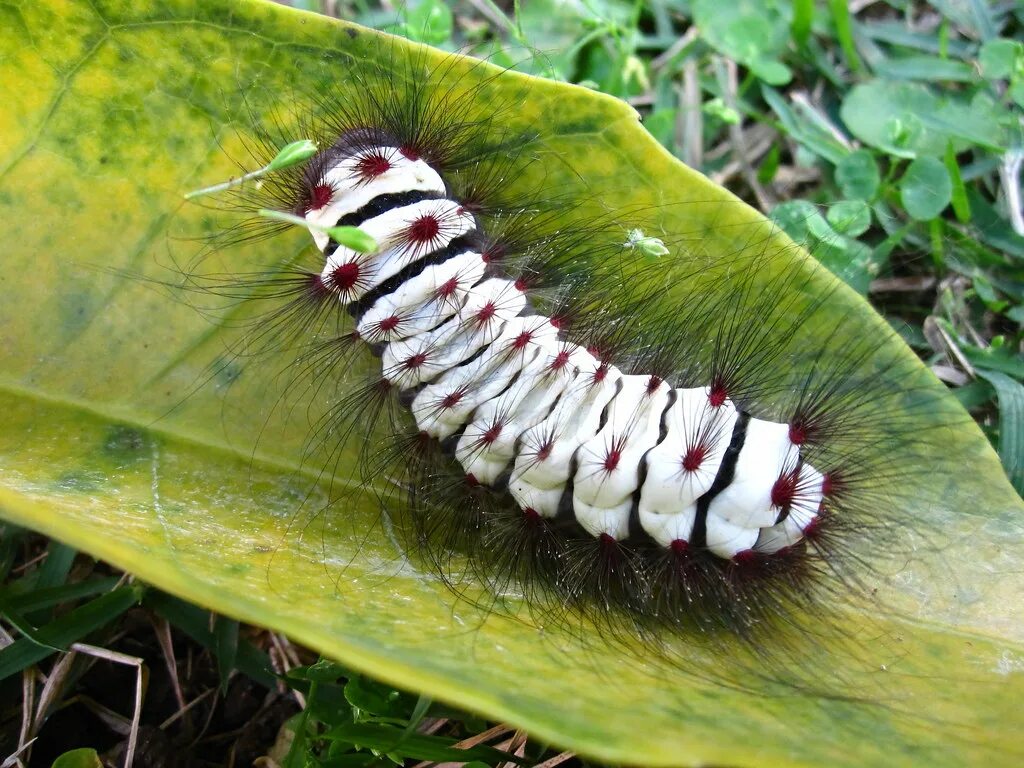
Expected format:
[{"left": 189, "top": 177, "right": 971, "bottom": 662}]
[{"left": 2, "top": 0, "right": 1022, "bottom": 766}]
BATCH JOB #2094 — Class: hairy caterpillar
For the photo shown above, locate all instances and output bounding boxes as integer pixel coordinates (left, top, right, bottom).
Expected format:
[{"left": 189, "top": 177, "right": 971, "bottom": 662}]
[
  {"left": 178, "top": 46, "right": 958, "bottom": 661},
  {"left": 1, "top": 0, "right": 1022, "bottom": 764}
]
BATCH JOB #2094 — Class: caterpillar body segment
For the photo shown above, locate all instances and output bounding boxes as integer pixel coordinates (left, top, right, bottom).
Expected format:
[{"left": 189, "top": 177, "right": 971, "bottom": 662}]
[{"left": 303, "top": 141, "right": 826, "bottom": 562}]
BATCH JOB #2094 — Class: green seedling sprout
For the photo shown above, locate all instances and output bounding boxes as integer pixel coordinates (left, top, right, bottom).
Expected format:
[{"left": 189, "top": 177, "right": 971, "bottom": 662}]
[
  {"left": 257, "top": 209, "right": 379, "bottom": 253},
  {"left": 184, "top": 139, "right": 319, "bottom": 200}
]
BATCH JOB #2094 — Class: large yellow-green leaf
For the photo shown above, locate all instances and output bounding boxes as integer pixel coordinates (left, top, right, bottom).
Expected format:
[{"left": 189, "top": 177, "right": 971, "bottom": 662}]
[{"left": 1, "top": 0, "right": 1022, "bottom": 765}]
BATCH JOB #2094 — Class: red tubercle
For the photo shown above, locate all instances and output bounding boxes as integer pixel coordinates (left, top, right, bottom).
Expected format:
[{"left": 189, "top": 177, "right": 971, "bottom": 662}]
[
  {"left": 404, "top": 352, "right": 427, "bottom": 370},
  {"left": 708, "top": 382, "right": 728, "bottom": 408},
  {"left": 481, "top": 242, "right": 505, "bottom": 263},
  {"left": 399, "top": 145, "right": 420, "bottom": 161},
  {"left": 328, "top": 262, "right": 361, "bottom": 293},
  {"left": 670, "top": 539, "right": 690, "bottom": 556},
  {"left": 603, "top": 448, "right": 621, "bottom": 472},
  {"left": 599, "top": 532, "right": 617, "bottom": 546},
  {"left": 378, "top": 315, "right": 400, "bottom": 333},
  {"left": 481, "top": 423, "right": 502, "bottom": 444},
  {"left": 803, "top": 517, "right": 822, "bottom": 538},
  {"left": 593, "top": 363, "right": 609, "bottom": 383},
  {"left": 523, "top": 506, "right": 541, "bottom": 524},
  {"left": 549, "top": 315, "right": 567, "bottom": 330},
  {"left": 406, "top": 214, "right": 441, "bottom": 244},
  {"left": 514, "top": 277, "right": 530, "bottom": 292},
  {"left": 770, "top": 470, "right": 798, "bottom": 509},
  {"left": 307, "top": 272, "right": 332, "bottom": 300},
  {"left": 681, "top": 446, "right": 706, "bottom": 473},
  {"left": 465, "top": 473, "right": 480, "bottom": 488},
  {"left": 307, "top": 183, "right": 333, "bottom": 212},
  {"left": 646, "top": 375, "right": 663, "bottom": 395},
  {"left": 476, "top": 302, "right": 497, "bottom": 324},
  {"left": 732, "top": 549, "right": 758, "bottom": 566},
  {"left": 550, "top": 350, "right": 571, "bottom": 371},
  {"left": 512, "top": 331, "right": 533, "bottom": 350},
  {"left": 822, "top": 471, "right": 844, "bottom": 497},
  {"left": 536, "top": 439, "right": 554, "bottom": 461},
  {"left": 440, "top": 390, "right": 463, "bottom": 409},
  {"left": 436, "top": 277, "right": 459, "bottom": 298},
  {"left": 353, "top": 152, "right": 392, "bottom": 179},
  {"left": 788, "top": 422, "right": 807, "bottom": 446}
]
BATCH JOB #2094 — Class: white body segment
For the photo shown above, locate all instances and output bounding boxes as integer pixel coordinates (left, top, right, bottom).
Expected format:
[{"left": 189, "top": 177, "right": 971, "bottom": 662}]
[
  {"left": 306, "top": 149, "right": 447, "bottom": 250},
  {"left": 303, "top": 144, "right": 831, "bottom": 560},
  {"left": 321, "top": 199, "right": 475, "bottom": 301},
  {"left": 706, "top": 418, "right": 797, "bottom": 528},
  {"left": 638, "top": 388, "right": 739, "bottom": 547},
  {"left": 572, "top": 375, "right": 672, "bottom": 540},
  {"left": 509, "top": 360, "right": 621, "bottom": 518},
  {"left": 414, "top": 316, "right": 558, "bottom": 440},
  {"left": 357, "top": 251, "right": 486, "bottom": 341},
  {"left": 380, "top": 279, "right": 526, "bottom": 388},
  {"left": 756, "top": 462, "right": 825, "bottom": 553}
]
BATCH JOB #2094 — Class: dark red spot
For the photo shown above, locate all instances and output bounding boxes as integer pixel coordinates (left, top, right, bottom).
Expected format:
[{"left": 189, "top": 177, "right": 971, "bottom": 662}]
[
  {"left": 378, "top": 315, "right": 400, "bottom": 333},
  {"left": 404, "top": 353, "right": 427, "bottom": 369},
  {"left": 407, "top": 214, "right": 440, "bottom": 244},
  {"left": 308, "top": 273, "right": 330, "bottom": 299},
  {"left": 436, "top": 277, "right": 459, "bottom": 298},
  {"left": 603, "top": 449, "right": 621, "bottom": 472},
  {"left": 822, "top": 472, "right": 837, "bottom": 496},
  {"left": 536, "top": 440, "right": 554, "bottom": 460},
  {"left": 708, "top": 383, "right": 728, "bottom": 408},
  {"left": 681, "top": 446, "right": 706, "bottom": 473},
  {"left": 399, "top": 145, "right": 420, "bottom": 161},
  {"left": 647, "top": 375, "right": 662, "bottom": 394},
  {"left": 593, "top": 363, "right": 609, "bottom": 383},
  {"left": 481, "top": 424, "right": 502, "bottom": 444},
  {"left": 550, "top": 350, "right": 571, "bottom": 370},
  {"left": 789, "top": 422, "right": 807, "bottom": 445},
  {"left": 476, "top": 302, "right": 496, "bottom": 323},
  {"left": 670, "top": 539, "right": 689, "bottom": 556},
  {"left": 523, "top": 506, "right": 541, "bottom": 523},
  {"left": 440, "top": 391, "right": 462, "bottom": 409},
  {"left": 803, "top": 518, "right": 821, "bottom": 537},
  {"left": 354, "top": 153, "right": 391, "bottom": 179},
  {"left": 514, "top": 277, "right": 529, "bottom": 292},
  {"left": 329, "top": 262, "right": 360, "bottom": 292},
  {"left": 599, "top": 532, "right": 617, "bottom": 546},
  {"left": 512, "top": 331, "right": 532, "bottom": 349},
  {"left": 771, "top": 471, "right": 798, "bottom": 509},
  {"left": 586, "top": 345, "right": 601, "bottom": 357},
  {"left": 549, "top": 315, "right": 566, "bottom": 330},
  {"left": 482, "top": 242, "right": 505, "bottom": 263},
  {"left": 732, "top": 549, "right": 757, "bottom": 565},
  {"left": 465, "top": 473, "right": 480, "bottom": 487},
  {"left": 308, "top": 183, "right": 333, "bottom": 211}
]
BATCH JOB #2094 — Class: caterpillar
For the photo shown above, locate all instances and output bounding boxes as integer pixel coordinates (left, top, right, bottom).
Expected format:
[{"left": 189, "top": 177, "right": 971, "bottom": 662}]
[
  {"left": 2, "top": 0, "right": 1022, "bottom": 764},
  {"left": 177, "top": 33, "right": 986, "bottom": 691}
]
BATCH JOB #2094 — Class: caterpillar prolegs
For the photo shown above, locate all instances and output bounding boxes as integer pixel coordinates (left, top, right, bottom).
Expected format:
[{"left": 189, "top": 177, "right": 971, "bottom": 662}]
[{"left": 192, "top": 51, "right": 948, "bottom": 647}]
